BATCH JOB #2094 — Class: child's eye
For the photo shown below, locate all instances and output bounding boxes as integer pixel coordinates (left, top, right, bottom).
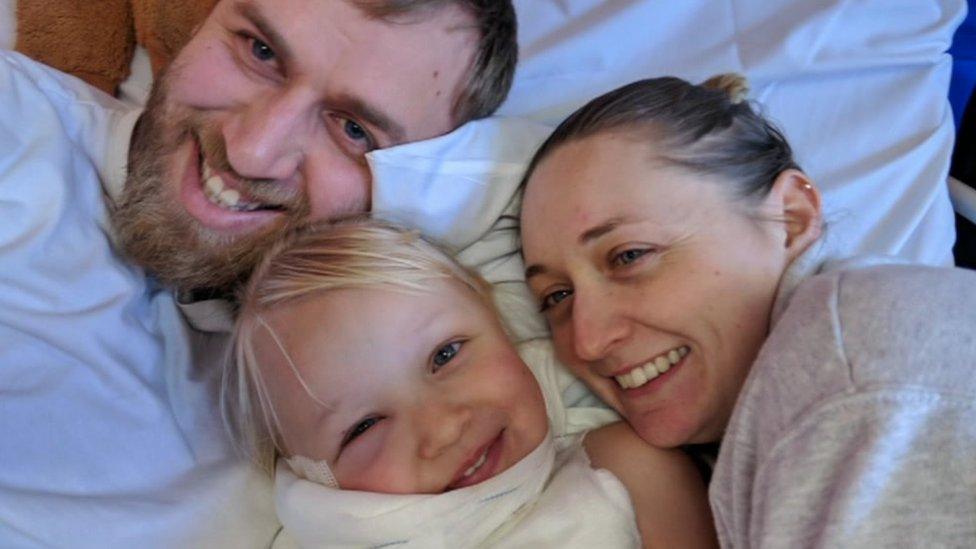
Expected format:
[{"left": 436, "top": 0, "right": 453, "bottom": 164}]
[
  {"left": 431, "top": 341, "right": 463, "bottom": 372},
  {"left": 540, "top": 288, "right": 573, "bottom": 313},
  {"left": 342, "top": 416, "right": 380, "bottom": 447}
]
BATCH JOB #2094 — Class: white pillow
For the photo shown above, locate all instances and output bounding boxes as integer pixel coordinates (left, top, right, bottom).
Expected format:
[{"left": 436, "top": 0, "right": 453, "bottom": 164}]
[
  {"left": 369, "top": 116, "right": 550, "bottom": 251},
  {"left": 376, "top": 0, "right": 963, "bottom": 267},
  {"left": 497, "top": 0, "right": 964, "bottom": 266}
]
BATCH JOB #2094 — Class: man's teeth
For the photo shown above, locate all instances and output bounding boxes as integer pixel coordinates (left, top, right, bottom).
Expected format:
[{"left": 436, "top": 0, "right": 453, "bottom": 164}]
[
  {"left": 201, "top": 163, "right": 263, "bottom": 212},
  {"left": 614, "top": 345, "right": 689, "bottom": 390},
  {"left": 462, "top": 450, "right": 488, "bottom": 479}
]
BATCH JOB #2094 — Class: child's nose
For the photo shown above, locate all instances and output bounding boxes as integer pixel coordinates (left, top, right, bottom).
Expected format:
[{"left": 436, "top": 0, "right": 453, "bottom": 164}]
[{"left": 417, "top": 400, "right": 472, "bottom": 460}]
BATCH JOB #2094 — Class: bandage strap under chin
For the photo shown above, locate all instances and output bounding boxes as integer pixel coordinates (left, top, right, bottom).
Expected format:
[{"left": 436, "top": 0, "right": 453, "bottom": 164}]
[{"left": 273, "top": 431, "right": 556, "bottom": 547}]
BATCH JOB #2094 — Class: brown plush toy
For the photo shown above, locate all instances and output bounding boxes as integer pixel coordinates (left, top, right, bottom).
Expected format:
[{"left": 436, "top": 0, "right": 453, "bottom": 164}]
[{"left": 15, "top": 0, "right": 219, "bottom": 96}]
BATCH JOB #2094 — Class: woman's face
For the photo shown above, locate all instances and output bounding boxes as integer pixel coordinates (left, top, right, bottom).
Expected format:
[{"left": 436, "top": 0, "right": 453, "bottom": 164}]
[{"left": 520, "top": 134, "right": 795, "bottom": 447}]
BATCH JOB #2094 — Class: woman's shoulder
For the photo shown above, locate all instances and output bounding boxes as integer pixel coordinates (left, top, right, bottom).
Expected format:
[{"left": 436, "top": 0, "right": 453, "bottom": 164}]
[
  {"left": 765, "top": 262, "right": 976, "bottom": 400},
  {"left": 724, "top": 264, "right": 976, "bottom": 478},
  {"left": 790, "top": 262, "right": 976, "bottom": 338},
  {"left": 811, "top": 262, "right": 975, "bottom": 304}
]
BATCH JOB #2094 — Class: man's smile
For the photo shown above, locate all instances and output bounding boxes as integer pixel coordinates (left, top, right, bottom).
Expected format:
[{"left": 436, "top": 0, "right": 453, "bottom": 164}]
[{"left": 178, "top": 136, "right": 286, "bottom": 234}]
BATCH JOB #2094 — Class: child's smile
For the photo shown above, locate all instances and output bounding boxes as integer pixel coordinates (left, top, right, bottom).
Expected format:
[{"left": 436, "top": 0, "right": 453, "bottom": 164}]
[{"left": 255, "top": 277, "right": 550, "bottom": 494}]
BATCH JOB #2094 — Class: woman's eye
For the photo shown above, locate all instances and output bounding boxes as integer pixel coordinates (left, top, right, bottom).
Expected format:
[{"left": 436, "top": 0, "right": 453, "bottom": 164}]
[
  {"left": 611, "top": 248, "right": 650, "bottom": 267},
  {"left": 432, "top": 341, "right": 463, "bottom": 371},
  {"left": 342, "top": 416, "right": 380, "bottom": 447},
  {"left": 540, "top": 288, "right": 573, "bottom": 312},
  {"left": 250, "top": 37, "right": 276, "bottom": 62}
]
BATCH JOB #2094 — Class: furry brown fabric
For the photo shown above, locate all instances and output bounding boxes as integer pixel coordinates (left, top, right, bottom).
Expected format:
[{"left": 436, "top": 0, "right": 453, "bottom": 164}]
[{"left": 15, "top": 0, "right": 218, "bottom": 95}]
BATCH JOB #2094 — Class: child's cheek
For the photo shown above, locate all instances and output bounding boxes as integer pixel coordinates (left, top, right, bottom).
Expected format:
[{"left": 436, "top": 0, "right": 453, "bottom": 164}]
[{"left": 334, "top": 423, "right": 413, "bottom": 493}]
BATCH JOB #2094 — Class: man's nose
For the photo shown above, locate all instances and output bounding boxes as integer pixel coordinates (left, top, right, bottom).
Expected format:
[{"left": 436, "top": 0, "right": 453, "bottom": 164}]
[
  {"left": 221, "top": 88, "right": 315, "bottom": 181},
  {"left": 571, "top": 284, "right": 629, "bottom": 362},
  {"left": 417, "top": 399, "right": 472, "bottom": 460}
]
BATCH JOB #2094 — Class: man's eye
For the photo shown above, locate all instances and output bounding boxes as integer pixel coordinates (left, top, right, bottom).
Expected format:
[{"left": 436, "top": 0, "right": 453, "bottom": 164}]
[
  {"left": 250, "top": 38, "right": 276, "bottom": 62},
  {"left": 540, "top": 289, "right": 573, "bottom": 312},
  {"left": 342, "top": 416, "right": 380, "bottom": 447},
  {"left": 611, "top": 248, "right": 649, "bottom": 267},
  {"left": 344, "top": 120, "right": 369, "bottom": 142},
  {"left": 431, "top": 341, "right": 463, "bottom": 372}
]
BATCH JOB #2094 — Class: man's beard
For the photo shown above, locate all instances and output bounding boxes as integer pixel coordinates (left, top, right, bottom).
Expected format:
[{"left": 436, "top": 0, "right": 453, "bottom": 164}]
[{"left": 110, "top": 68, "right": 310, "bottom": 297}]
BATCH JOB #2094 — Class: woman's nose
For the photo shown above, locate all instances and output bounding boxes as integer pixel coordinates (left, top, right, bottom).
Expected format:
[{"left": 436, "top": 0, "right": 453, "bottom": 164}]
[
  {"left": 417, "top": 400, "right": 472, "bottom": 460},
  {"left": 570, "top": 285, "right": 628, "bottom": 362},
  {"left": 221, "top": 89, "right": 314, "bottom": 182}
]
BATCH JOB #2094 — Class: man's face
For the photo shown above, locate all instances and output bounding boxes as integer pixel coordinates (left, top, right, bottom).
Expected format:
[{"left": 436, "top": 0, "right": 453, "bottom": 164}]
[{"left": 112, "top": 0, "right": 478, "bottom": 293}]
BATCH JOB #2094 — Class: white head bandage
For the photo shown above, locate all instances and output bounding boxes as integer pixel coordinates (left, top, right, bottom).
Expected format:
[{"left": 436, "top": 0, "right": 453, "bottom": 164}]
[{"left": 284, "top": 454, "right": 338, "bottom": 488}]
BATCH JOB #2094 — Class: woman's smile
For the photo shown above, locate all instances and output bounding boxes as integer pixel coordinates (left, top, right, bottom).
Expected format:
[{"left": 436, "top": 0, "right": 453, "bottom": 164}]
[
  {"left": 612, "top": 345, "right": 689, "bottom": 390},
  {"left": 521, "top": 135, "right": 793, "bottom": 447}
]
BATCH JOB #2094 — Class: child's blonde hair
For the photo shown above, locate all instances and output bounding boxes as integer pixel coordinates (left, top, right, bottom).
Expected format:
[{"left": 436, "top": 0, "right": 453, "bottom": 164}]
[{"left": 222, "top": 217, "right": 494, "bottom": 474}]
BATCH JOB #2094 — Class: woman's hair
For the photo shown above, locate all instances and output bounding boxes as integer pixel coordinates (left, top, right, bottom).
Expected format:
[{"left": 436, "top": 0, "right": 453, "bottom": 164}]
[
  {"left": 522, "top": 73, "right": 800, "bottom": 203},
  {"left": 222, "top": 217, "right": 493, "bottom": 474}
]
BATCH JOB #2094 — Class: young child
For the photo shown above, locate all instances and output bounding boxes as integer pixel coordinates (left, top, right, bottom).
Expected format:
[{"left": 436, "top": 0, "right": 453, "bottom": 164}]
[{"left": 223, "top": 218, "right": 715, "bottom": 548}]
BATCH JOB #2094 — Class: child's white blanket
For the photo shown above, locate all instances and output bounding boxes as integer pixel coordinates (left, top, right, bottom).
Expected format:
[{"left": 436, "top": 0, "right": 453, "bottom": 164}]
[{"left": 272, "top": 433, "right": 638, "bottom": 549}]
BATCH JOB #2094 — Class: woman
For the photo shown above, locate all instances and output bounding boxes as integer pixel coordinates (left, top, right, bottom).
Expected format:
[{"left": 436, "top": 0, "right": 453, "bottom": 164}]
[{"left": 519, "top": 74, "right": 976, "bottom": 547}]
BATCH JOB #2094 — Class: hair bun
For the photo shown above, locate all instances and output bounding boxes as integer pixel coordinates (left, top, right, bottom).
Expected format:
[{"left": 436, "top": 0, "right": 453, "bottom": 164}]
[{"left": 701, "top": 73, "right": 750, "bottom": 104}]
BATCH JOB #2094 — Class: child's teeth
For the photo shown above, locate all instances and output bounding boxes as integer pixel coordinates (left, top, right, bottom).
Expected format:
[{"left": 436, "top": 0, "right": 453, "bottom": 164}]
[{"left": 463, "top": 451, "right": 488, "bottom": 478}]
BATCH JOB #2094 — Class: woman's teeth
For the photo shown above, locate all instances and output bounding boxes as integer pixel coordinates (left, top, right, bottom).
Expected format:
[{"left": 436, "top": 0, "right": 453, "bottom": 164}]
[
  {"left": 614, "top": 345, "right": 689, "bottom": 389},
  {"left": 201, "top": 163, "right": 263, "bottom": 212},
  {"left": 462, "top": 450, "right": 488, "bottom": 479}
]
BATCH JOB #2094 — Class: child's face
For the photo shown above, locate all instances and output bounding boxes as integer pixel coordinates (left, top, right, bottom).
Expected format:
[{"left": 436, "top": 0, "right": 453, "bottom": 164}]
[{"left": 258, "top": 279, "right": 549, "bottom": 494}]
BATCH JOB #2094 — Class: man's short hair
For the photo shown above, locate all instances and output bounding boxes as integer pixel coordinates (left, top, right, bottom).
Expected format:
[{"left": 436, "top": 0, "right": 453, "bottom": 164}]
[{"left": 355, "top": 0, "right": 518, "bottom": 124}]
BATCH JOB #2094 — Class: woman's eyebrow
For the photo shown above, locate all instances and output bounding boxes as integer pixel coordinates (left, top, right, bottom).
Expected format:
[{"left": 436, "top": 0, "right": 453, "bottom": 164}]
[
  {"left": 578, "top": 217, "right": 625, "bottom": 245},
  {"left": 524, "top": 217, "right": 631, "bottom": 280}
]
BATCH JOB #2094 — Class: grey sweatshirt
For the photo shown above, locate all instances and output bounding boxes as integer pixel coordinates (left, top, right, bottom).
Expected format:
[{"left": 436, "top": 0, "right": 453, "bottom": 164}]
[{"left": 710, "top": 250, "right": 976, "bottom": 548}]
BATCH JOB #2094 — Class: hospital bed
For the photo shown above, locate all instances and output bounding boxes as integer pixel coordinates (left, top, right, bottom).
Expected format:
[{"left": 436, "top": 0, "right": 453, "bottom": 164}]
[
  {"left": 0, "top": 0, "right": 972, "bottom": 540},
  {"left": 950, "top": 3, "right": 976, "bottom": 267}
]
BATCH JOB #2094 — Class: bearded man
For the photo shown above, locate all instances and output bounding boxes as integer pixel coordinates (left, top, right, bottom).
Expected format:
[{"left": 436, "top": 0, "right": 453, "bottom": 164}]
[{"left": 0, "top": 1, "right": 516, "bottom": 545}]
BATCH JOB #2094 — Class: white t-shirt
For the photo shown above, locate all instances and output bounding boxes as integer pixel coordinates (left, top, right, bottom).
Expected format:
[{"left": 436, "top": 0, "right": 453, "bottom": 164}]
[{"left": 0, "top": 50, "right": 279, "bottom": 548}]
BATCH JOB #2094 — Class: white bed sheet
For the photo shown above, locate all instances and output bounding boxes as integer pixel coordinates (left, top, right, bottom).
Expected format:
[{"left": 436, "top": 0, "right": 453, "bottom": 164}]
[{"left": 498, "top": 0, "right": 964, "bottom": 266}]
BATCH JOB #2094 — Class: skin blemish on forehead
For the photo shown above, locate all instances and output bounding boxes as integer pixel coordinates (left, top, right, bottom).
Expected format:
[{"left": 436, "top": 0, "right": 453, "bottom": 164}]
[{"left": 433, "top": 70, "right": 440, "bottom": 78}]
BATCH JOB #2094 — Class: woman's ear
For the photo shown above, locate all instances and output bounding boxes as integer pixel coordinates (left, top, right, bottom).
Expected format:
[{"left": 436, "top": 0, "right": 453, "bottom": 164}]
[{"left": 769, "top": 169, "right": 822, "bottom": 261}]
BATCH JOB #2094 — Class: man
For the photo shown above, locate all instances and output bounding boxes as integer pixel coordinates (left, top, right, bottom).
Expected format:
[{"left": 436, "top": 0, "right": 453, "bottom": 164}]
[{"left": 0, "top": 0, "right": 516, "bottom": 545}]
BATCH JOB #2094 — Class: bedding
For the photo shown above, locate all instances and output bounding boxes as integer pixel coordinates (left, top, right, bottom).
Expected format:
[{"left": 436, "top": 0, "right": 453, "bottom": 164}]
[{"left": 0, "top": 0, "right": 967, "bottom": 545}]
